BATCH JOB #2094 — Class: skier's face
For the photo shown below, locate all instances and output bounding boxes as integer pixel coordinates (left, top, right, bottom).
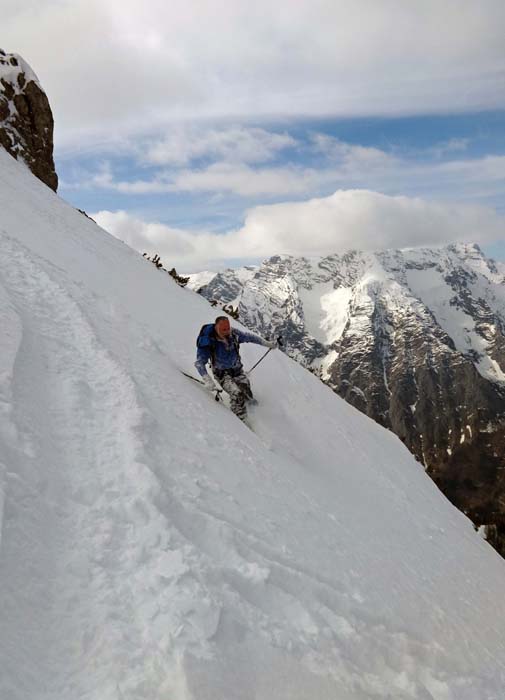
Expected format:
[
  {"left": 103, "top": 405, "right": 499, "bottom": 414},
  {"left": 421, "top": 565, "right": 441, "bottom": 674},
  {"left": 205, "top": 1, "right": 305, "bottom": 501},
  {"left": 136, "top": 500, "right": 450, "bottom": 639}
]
[{"left": 215, "top": 319, "right": 231, "bottom": 338}]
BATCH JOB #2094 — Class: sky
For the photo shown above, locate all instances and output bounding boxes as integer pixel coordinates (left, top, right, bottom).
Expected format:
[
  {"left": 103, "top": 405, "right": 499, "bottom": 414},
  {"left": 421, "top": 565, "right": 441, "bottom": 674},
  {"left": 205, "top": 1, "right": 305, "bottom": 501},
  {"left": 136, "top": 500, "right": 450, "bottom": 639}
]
[{"left": 3, "top": 0, "right": 505, "bottom": 270}]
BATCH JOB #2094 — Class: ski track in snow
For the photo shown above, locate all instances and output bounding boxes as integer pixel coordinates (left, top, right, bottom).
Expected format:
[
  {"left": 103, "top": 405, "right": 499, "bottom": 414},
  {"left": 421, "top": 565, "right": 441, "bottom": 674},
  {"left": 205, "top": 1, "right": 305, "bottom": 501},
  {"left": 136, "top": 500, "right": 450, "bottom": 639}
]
[
  {"left": 0, "top": 234, "right": 211, "bottom": 698},
  {"left": 0, "top": 234, "right": 143, "bottom": 693},
  {"left": 0, "top": 234, "right": 360, "bottom": 699},
  {"left": 0, "top": 234, "right": 360, "bottom": 698}
]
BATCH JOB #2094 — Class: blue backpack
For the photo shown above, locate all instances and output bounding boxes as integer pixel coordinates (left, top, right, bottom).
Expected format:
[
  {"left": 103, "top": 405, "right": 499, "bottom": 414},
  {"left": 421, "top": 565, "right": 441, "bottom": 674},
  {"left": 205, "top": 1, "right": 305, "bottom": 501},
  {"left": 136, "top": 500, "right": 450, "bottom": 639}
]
[
  {"left": 196, "top": 323, "right": 240, "bottom": 361},
  {"left": 196, "top": 323, "right": 216, "bottom": 351}
]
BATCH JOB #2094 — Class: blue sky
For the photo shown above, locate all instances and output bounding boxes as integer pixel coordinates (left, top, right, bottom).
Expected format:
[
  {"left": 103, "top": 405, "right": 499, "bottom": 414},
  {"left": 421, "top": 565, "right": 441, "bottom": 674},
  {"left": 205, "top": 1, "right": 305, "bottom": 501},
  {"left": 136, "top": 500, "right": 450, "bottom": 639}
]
[
  {"left": 5, "top": 0, "right": 505, "bottom": 269},
  {"left": 58, "top": 110, "right": 505, "bottom": 220}
]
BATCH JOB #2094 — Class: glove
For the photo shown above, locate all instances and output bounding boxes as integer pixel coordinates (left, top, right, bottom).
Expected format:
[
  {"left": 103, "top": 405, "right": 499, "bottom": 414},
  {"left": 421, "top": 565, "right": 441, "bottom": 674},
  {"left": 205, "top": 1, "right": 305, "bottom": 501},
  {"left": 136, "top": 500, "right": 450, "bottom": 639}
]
[
  {"left": 202, "top": 375, "right": 216, "bottom": 391},
  {"left": 265, "top": 335, "right": 283, "bottom": 349}
]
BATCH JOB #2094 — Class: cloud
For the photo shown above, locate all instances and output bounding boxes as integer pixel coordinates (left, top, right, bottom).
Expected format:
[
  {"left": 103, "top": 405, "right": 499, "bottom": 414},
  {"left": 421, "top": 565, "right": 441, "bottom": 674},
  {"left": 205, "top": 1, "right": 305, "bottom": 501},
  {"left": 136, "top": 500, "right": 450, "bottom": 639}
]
[
  {"left": 310, "top": 134, "right": 398, "bottom": 171},
  {"left": 77, "top": 137, "right": 505, "bottom": 204},
  {"left": 93, "top": 189, "right": 505, "bottom": 271},
  {"left": 169, "top": 163, "right": 323, "bottom": 197},
  {"left": 236, "top": 191, "right": 505, "bottom": 256},
  {"left": 85, "top": 161, "right": 324, "bottom": 197},
  {"left": 4, "top": 0, "right": 505, "bottom": 150},
  {"left": 426, "top": 138, "right": 470, "bottom": 159},
  {"left": 144, "top": 125, "right": 297, "bottom": 166},
  {"left": 90, "top": 162, "right": 172, "bottom": 194},
  {"left": 94, "top": 210, "right": 201, "bottom": 257}
]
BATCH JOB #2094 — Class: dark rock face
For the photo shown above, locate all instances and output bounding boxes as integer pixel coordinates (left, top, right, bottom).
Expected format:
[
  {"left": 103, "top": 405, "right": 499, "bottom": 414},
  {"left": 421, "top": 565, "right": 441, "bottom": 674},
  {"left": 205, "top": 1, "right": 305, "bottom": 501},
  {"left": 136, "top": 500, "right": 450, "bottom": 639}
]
[
  {"left": 0, "top": 50, "right": 57, "bottom": 191},
  {"left": 195, "top": 244, "right": 505, "bottom": 556},
  {"left": 202, "top": 269, "right": 255, "bottom": 304}
]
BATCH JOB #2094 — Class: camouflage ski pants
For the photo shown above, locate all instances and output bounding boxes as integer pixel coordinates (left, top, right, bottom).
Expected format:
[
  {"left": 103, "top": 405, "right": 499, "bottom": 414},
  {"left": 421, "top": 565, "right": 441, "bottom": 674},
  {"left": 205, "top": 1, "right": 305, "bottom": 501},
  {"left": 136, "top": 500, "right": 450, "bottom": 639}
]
[{"left": 214, "top": 368, "right": 252, "bottom": 420}]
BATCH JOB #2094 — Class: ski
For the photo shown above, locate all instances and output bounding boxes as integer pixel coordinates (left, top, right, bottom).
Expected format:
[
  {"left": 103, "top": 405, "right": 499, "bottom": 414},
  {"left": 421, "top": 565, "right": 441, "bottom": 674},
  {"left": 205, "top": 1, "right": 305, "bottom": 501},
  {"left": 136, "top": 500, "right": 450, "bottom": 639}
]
[
  {"left": 180, "top": 371, "right": 256, "bottom": 430},
  {"left": 180, "top": 371, "right": 223, "bottom": 401}
]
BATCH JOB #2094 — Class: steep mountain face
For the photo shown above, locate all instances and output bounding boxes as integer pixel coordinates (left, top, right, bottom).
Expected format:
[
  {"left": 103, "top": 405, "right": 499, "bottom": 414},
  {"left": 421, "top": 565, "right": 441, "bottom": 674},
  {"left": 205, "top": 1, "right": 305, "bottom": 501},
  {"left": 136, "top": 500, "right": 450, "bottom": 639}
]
[
  {"left": 193, "top": 246, "right": 505, "bottom": 554},
  {"left": 5, "top": 144, "right": 505, "bottom": 698},
  {"left": 0, "top": 50, "right": 57, "bottom": 191}
]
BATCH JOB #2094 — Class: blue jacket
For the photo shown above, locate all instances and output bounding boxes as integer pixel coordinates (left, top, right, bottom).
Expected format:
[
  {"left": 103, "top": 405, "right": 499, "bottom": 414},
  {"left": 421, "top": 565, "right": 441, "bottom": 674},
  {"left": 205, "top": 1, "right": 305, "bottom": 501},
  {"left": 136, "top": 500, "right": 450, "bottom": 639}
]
[{"left": 195, "top": 327, "right": 267, "bottom": 377}]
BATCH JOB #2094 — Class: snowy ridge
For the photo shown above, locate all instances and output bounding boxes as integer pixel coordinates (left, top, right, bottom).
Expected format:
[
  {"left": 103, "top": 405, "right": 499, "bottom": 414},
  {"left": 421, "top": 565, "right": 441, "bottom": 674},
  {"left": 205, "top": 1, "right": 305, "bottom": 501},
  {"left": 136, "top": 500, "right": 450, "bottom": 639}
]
[
  {"left": 1, "top": 146, "right": 505, "bottom": 699},
  {"left": 200, "top": 247, "right": 505, "bottom": 385},
  {"left": 185, "top": 270, "right": 220, "bottom": 291}
]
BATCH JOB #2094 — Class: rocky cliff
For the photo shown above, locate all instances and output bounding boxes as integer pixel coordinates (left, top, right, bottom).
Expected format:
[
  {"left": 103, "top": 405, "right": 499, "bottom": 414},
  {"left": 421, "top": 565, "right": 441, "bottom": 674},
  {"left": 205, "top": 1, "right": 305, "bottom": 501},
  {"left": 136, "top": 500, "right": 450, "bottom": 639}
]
[
  {"left": 193, "top": 244, "right": 505, "bottom": 555},
  {"left": 0, "top": 49, "right": 57, "bottom": 191}
]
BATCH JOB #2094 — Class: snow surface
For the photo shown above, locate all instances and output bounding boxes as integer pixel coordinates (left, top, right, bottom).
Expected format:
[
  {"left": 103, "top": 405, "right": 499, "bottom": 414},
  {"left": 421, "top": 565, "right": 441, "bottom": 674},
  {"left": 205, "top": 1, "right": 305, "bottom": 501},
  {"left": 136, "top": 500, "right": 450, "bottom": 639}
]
[
  {"left": 1, "top": 146, "right": 505, "bottom": 699},
  {"left": 299, "top": 282, "right": 352, "bottom": 345},
  {"left": 405, "top": 265, "right": 505, "bottom": 384},
  {"left": 0, "top": 51, "right": 41, "bottom": 95},
  {"left": 185, "top": 270, "right": 218, "bottom": 291}
]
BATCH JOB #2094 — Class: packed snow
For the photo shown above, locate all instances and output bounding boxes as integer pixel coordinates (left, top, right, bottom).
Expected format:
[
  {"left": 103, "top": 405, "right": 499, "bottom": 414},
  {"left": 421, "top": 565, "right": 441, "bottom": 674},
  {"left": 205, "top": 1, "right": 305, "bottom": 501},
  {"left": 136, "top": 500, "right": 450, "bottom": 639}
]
[
  {"left": 405, "top": 265, "right": 505, "bottom": 384},
  {"left": 185, "top": 270, "right": 218, "bottom": 291},
  {"left": 299, "top": 282, "right": 352, "bottom": 345},
  {"left": 0, "top": 50, "right": 41, "bottom": 94},
  {"left": 1, "top": 147, "right": 505, "bottom": 699}
]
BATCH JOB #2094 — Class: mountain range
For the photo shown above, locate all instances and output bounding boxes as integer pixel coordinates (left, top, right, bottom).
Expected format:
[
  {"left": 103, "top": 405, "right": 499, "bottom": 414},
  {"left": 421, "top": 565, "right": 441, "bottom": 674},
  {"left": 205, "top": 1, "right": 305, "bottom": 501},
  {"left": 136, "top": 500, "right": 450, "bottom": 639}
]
[{"left": 191, "top": 245, "right": 505, "bottom": 554}]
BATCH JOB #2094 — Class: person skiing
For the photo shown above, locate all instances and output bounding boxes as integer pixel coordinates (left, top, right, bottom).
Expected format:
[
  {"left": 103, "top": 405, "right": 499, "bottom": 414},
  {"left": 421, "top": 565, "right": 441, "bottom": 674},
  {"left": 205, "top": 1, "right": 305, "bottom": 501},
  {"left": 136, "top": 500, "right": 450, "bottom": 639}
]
[{"left": 195, "top": 316, "right": 278, "bottom": 421}]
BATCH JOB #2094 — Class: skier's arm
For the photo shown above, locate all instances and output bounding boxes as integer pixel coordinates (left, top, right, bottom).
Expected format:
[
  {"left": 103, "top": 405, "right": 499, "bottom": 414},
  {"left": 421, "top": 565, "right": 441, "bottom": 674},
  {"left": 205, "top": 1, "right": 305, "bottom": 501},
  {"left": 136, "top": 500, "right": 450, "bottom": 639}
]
[
  {"left": 195, "top": 345, "right": 212, "bottom": 377},
  {"left": 235, "top": 329, "right": 274, "bottom": 347}
]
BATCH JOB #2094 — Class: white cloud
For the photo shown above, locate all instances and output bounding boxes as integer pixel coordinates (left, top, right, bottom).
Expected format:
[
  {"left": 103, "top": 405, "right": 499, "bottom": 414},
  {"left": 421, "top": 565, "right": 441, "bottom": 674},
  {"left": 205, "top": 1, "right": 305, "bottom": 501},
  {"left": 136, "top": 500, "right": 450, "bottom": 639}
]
[
  {"left": 80, "top": 139, "right": 505, "bottom": 203},
  {"left": 4, "top": 0, "right": 505, "bottom": 150},
  {"left": 236, "top": 191, "right": 505, "bottom": 256},
  {"left": 93, "top": 190, "right": 505, "bottom": 271},
  {"left": 144, "top": 126, "right": 296, "bottom": 166},
  {"left": 169, "top": 163, "right": 322, "bottom": 197},
  {"left": 90, "top": 162, "right": 172, "bottom": 194},
  {"left": 94, "top": 210, "right": 200, "bottom": 257},
  {"left": 426, "top": 138, "right": 470, "bottom": 159},
  {"left": 85, "top": 161, "right": 324, "bottom": 197},
  {"left": 436, "top": 154, "right": 505, "bottom": 181},
  {"left": 310, "top": 134, "right": 398, "bottom": 170}
]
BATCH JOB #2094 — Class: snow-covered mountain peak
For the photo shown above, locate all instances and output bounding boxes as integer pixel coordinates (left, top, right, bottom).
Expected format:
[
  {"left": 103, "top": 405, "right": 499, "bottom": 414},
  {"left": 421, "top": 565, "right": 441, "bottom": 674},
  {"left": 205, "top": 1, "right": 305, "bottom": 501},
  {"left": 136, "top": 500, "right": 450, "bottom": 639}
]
[{"left": 200, "top": 243, "right": 505, "bottom": 383}]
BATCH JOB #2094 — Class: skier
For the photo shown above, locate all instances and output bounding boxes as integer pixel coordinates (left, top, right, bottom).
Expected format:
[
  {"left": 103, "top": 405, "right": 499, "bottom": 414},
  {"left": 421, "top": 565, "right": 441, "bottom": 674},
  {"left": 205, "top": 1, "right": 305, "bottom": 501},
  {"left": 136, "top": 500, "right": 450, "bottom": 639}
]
[{"left": 195, "top": 316, "right": 279, "bottom": 421}]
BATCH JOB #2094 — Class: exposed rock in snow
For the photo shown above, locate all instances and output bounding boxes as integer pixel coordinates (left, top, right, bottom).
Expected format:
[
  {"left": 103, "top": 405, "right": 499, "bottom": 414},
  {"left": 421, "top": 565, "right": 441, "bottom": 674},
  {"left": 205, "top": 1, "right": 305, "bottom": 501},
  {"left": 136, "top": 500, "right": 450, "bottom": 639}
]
[
  {"left": 0, "top": 49, "right": 57, "bottom": 191},
  {"left": 196, "top": 245, "right": 505, "bottom": 555}
]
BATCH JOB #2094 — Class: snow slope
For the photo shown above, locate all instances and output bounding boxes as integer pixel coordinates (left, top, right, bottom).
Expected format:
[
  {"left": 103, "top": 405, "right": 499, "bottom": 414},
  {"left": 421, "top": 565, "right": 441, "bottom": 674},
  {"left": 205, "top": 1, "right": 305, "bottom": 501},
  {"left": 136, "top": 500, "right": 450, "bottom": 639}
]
[{"left": 1, "top": 147, "right": 505, "bottom": 700}]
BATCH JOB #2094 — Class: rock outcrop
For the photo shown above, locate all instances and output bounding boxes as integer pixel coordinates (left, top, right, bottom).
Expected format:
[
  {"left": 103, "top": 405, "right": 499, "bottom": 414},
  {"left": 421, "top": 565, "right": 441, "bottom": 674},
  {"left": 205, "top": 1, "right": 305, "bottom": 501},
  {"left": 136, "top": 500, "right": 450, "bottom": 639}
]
[
  {"left": 193, "top": 244, "right": 505, "bottom": 556},
  {"left": 0, "top": 49, "right": 57, "bottom": 191}
]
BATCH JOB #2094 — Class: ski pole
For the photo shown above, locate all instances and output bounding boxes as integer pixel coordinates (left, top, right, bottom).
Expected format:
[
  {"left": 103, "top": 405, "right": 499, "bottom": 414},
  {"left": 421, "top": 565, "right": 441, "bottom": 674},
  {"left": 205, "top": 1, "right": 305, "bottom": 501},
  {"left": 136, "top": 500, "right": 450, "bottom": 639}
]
[
  {"left": 181, "top": 370, "right": 223, "bottom": 401},
  {"left": 246, "top": 336, "right": 283, "bottom": 375},
  {"left": 246, "top": 348, "right": 272, "bottom": 375}
]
